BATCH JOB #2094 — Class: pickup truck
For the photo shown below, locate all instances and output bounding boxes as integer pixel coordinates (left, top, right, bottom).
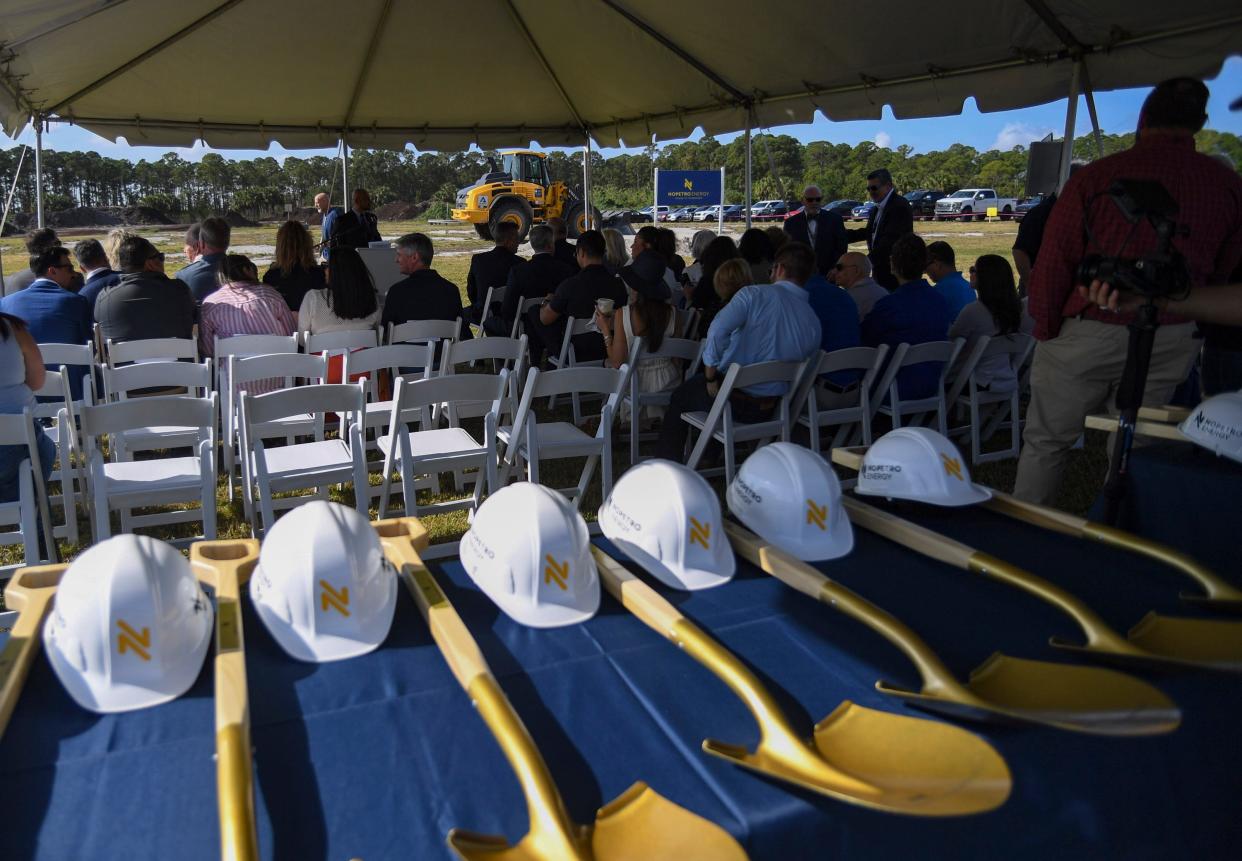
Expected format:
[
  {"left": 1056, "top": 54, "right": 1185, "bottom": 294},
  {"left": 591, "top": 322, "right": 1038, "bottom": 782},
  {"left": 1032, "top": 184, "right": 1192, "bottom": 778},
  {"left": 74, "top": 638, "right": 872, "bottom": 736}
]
[{"left": 933, "top": 188, "right": 1017, "bottom": 221}]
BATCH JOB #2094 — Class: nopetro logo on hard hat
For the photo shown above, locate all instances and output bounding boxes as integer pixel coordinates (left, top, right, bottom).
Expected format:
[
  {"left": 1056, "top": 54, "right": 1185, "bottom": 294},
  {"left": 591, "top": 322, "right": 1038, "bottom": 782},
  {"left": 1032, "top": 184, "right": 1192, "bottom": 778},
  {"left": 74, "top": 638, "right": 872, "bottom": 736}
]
[
  {"left": 688, "top": 516, "right": 712, "bottom": 550},
  {"left": 320, "top": 580, "right": 351, "bottom": 616},
  {"left": 116, "top": 619, "right": 151, "bottom": 661},
  {"left": 806, "top": 499, "right": 828, "bottom": 530},
  {"left": 544, "top": 555, "right": 569, "bottom": 590},
  {"left": 940, "top": 453, "right": 964, "bottom": 481}
]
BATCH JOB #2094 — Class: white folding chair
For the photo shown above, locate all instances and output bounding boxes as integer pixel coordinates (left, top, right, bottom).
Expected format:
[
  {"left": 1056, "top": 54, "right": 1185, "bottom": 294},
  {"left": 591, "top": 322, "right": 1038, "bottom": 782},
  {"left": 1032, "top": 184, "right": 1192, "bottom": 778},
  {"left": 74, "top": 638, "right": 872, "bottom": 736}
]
[
  {"left": 673, "top": 307, "right": 700, "bottom": 339},
  {"left": 238, "top": 383, "right": 368, "bottom": 537},
  {"left": 385, "top": 318, "right": 461, "bottom": 376},
  {"left": 547, "top": 317, "right": 608, "bottom": 423},
  {"left": 683, "top": 359, "right": 808, "bottom": 483},
  {"left": 38, "top": 342, "right": 98, "bottom": 406},
  {"left": 225, "top": 352, "right": 329, "bottom": 506},
  {"left": 302, "top": 328, "right": 380, "bottom": 355},
  {"left": 376, "top": 371, "right": 509, "bottom": 519},
  {"left": 213, "top": 333, "right": 300, "bottom": 399},
  {"left": 79, "top": 394, "right": 217, "bottom": 546},
  {"left": 499, "top": 365, "right": 630, "bottom": 509},
  {"left": 622, "top": 335, "right": 703, "bottom": 464},
  {"left": 0, "top": 408, "right": 59, "bottom": 576},
  {"left": 343, "top": 342, "right": 437, "bottom": 433},
  {"left": 106, "top": 337, "right": 198, "bottom": 368},
  {"left": 792, "top": 345, "right": 889, "bottom": 455},
  {"left": 876, "top": 339, "right": 965, "bottom": 436},
  {"left": 952, "top": 333, "right": 1036, "bottom": 464},
  {"left": 474, "top": 285, "right": 506, "bottom": 337},
  {"left": 104, "top": 359, "right": 214, "bottom": 462},
  {"left": 439, "top": 335, "right": 527, "bottom": 421},
  {"left": 31, "top": 366, "right": 81, "bottom": 545},
  {"left": 511, "top": 297, "right": 543, "bottom": 339}
]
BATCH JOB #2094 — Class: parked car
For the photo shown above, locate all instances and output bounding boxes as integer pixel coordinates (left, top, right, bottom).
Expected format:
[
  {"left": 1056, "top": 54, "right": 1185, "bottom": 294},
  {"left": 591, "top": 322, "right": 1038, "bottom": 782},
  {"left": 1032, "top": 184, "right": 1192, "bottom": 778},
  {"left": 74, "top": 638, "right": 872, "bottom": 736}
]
[
  {"left": 904, "top": 189, "right": 945, "bottom": 218},
  {"left": 748, "top": 200, "right": 784, "bottom": 219},
  {"left": 693, "top": 205, "right": 728, "bottom": 222},
  {"left": 825, "top": 199, "right": 862, "bottom": 217},
  {"left": 722, "top": 204, "right": 745, "bottom": 221},
  {"left": 934, "top": 188, "right": 1017, "bottom": 220},
  {"left": 1015, "top": 194, "right": 1049, "bottom": 217},
  {"left": 662, "top": 206, "right": 698, "bottom": 222},
  {"left": 752, "top": 201, "right": 792, "bottom": 221},
  {"left": 851, "top": 201, "right": 876, "bottom": 220}
]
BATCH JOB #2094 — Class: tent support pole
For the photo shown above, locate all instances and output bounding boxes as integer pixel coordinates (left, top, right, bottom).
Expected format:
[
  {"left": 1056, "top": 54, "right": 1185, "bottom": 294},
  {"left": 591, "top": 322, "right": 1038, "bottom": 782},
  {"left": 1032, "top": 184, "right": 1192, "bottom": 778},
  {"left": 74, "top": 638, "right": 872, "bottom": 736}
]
[
  {"left": 583, "top": 135, "right": 593, "bottom": 231},
  {"left": 341, "top": 139, "right": 349, "bottom": 211},
  {"left": 744, "top": 107, "right": 753, "bottom": 229},
  {"left": 34, "top": 117, "right": 44, "bottom": 229},
  {"left": 1080, "top": 62, "right": 1105, "bottom": 160},
  {"left": 1058, "top": 62, "right": 1081, "bottom": 189}
]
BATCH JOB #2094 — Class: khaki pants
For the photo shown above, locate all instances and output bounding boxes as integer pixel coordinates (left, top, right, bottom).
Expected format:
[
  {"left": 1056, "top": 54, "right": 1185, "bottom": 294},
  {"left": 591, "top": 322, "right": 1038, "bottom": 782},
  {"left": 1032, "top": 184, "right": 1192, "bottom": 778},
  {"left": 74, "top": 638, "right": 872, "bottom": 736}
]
[{"left": 1012, "top": 318, "right": 1199, "bottom": 505}]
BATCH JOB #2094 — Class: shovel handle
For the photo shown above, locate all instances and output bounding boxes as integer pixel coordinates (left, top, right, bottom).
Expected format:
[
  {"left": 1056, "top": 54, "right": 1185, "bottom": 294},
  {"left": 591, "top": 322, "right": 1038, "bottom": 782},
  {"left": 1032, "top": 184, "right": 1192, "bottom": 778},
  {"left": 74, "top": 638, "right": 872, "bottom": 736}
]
[
  {"left": 830, "top": 446, "right": 867, "bottom": 472},
  {"left": 841, "top": 497, "right": 976, "bottom": 569},
  {"left": 0, "top": 565, "right": 64, "bottom": 742},
  {"left": 190, "top": 540, "right": 261, "bottom": 861},
  {"left": 985, "top": 491, "right": 1242, "bottom": 602},
  {"left": 724, "top": 523, "right": 966, "bottom": 698},
  {"left": 591, "top": 546, "right": 684, "bottom": 637},
  {"left": 1085, "top": 414, "right": 1187, "bottom": 441}
]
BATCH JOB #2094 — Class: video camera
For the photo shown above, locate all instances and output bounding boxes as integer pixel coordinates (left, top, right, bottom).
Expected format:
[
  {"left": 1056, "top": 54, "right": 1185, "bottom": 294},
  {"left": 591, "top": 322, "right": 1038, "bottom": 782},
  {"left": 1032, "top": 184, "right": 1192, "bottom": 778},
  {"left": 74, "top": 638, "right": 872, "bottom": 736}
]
[{"left": 1076, "top": 179, "right": 1191, "bottom": 300}]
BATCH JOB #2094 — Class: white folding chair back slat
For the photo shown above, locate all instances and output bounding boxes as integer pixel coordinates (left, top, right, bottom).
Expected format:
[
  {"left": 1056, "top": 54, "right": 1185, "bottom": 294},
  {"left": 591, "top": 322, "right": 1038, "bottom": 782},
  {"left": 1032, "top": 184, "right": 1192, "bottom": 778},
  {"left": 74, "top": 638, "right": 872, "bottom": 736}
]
[
  {"left": 106, "top": 337, "right": 198, "bottom": 367},
  {"left": 793, "top": 345, "right": 889, "bottom": 455},
  {"left": 547, "top": 317, "right": 608, "bottom": 423},
  {"left": 440, "top": 336, "right": 527, "bottom": 424},
  {"left": 342, "top": 343, "right": 437, "bottom": 440},
  {"left": 0, "top": 408, "right": 59, "bottom": 574},
  {"left": 683, "top": 359, "right": 808, "bottom": 483},
  {"left": 475, "top": 285, "right": 506, "bottom": 336},
  {"left": 78, "top": 394, "right": 217, "bottom": 546},
  {"left": 386, "top": 318, "right": 460, "bottom": 345},
  {"left": 302, "top": 328, "right": 380, "bottom": 355},
  {"left": 238, "top": 383, "right": 368, "bottom": 537},
  {"left": 104, "top": 359, "right": 214, "bottom": 464},
  {"left": 624, "top": 335, "right": 704, "bottom": 464},
  {"left": 29, "top": 368, "right": 79, "bottom": 545},
  {"left": 878, "top": 339, "right": 965, "bottom": 436},
  {"left": 377, "top": 371, "right": 509, "bottom": 519},
  {"left": 511, "top": 297, "right": 543, "bottom": 339},
  {"left": 954, "top": 333, "right": 1037, "bottom": 464}
]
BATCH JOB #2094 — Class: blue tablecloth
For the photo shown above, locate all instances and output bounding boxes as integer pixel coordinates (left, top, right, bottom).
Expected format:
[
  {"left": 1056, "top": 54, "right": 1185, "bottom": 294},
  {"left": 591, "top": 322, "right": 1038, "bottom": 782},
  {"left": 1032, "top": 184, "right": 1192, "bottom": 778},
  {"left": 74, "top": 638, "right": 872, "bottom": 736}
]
[
  {"left": 2, "top": 514, "right": 1240, "bottom": 860},
  {"left": 1089, "top": 441, "right": 1241, "bottom": 582}
]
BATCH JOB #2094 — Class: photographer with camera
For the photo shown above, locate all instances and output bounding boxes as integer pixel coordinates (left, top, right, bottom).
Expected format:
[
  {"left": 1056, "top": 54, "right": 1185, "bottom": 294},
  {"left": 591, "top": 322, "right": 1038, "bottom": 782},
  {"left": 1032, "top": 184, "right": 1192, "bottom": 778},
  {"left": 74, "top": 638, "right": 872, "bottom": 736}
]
[{"left": 1013, "top": 77, "right": 1242, "bottom": 506}]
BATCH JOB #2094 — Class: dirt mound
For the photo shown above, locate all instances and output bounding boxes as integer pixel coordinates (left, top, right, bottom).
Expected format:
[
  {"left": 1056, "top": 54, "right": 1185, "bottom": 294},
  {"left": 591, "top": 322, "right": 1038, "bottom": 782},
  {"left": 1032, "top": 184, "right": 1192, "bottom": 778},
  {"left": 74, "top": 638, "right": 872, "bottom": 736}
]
[
  {"left": 224, "top": 210, "right": 259, "bottom": 227},
  {"left": 121, "top": 205, "right": 172, "bottom": 225},
  {"left": 287, "top": 206, "right": 320, "bottom": 225},
  {"left": 374, "top": 200, "right": 428, "bottom": 221},
  {"left": 47, "top": 206, "right": 123, "bottom": 228}
]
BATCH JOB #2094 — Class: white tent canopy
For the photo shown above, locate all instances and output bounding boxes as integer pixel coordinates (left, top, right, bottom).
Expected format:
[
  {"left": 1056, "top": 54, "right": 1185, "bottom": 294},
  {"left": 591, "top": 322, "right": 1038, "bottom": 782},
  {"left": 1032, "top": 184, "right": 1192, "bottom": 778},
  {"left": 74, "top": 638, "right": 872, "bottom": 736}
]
[{"left": 0, "top": 0, "right": 1240, "bottom": 152}]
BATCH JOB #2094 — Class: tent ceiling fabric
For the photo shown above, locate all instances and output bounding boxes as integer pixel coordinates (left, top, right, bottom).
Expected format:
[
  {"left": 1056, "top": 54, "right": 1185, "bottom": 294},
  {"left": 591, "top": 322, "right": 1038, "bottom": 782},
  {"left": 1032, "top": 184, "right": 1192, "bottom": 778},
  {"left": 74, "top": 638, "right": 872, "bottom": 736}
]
[{"left": 0, "top": 0, "right": 1239, "bottom": 151}]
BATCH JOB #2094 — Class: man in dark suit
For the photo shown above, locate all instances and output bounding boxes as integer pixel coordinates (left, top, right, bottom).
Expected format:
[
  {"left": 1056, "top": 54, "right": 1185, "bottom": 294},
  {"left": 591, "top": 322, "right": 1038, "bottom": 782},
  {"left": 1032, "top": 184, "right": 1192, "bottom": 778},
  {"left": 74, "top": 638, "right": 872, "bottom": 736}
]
[
  {"left": 547, "top": 216, "right": 579, "bottom": 270},
  {"left": 381, "top": 232, "right": 472, "bottom": 342},
  {"left": 783, "top": 185, "right": 848, "bottom": 277},
  {"left": 331, "top": 188, "right": 383, "bottom": 250},
  {"left": 74, "top": 238, "right": 122, "bottom": 318},
  {"left": 846, "top": 168, "right": 914, "bottom": 291},
  {"left": 466, "top": 220, "right": 524, "bottom": 324},
  {"left": 486, "top": 224, "right": 575, "bottom": 336}
]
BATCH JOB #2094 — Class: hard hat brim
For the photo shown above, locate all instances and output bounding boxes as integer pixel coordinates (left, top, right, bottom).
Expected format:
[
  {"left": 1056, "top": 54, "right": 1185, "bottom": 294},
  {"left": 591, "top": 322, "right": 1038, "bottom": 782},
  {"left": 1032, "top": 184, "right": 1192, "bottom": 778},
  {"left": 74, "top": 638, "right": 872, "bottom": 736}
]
[
  {"left": 607, "top": 537, "right": 735, "bottom": 591},
  {"left": 43, "top": 604, "right": 213, "bottom": 714},
  {"left": 484, "top": 571, "right": 601, "bottom": 629},
  {"left": 855, "top": 482, "right": 993, "bottom": 507},
  {"left": 249, "top": 567, "right": 397, "bottom": 663}
]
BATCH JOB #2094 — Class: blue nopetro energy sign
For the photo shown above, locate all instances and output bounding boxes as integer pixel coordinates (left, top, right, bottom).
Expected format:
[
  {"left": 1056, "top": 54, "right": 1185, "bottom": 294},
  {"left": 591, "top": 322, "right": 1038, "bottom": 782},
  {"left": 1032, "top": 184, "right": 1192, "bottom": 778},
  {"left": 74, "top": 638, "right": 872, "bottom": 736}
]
[{"left": 656, "top": 170, "right": 723, "bottom": 207}]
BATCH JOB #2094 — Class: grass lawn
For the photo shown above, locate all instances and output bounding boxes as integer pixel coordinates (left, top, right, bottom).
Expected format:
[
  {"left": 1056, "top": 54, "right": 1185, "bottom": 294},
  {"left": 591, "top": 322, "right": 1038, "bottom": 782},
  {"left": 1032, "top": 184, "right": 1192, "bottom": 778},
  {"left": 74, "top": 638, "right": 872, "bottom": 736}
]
[{"left": 0, "top": 217, "right": 1114, "bottom": 582}]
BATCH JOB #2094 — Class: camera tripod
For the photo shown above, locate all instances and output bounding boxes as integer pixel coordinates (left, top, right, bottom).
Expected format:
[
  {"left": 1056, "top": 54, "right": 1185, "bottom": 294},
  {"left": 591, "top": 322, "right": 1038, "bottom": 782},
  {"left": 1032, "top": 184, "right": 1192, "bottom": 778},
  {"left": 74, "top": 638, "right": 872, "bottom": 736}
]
[{"left": 1101, "top": 298, "right": 1162, "bottom": 526}]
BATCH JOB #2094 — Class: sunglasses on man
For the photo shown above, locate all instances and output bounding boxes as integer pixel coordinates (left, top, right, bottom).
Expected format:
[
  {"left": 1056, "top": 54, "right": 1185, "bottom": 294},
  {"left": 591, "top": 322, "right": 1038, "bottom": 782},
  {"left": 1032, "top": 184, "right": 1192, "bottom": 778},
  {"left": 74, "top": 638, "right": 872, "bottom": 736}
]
[{"left": 804, "top": 196, "right": 822, "bottom": 203}]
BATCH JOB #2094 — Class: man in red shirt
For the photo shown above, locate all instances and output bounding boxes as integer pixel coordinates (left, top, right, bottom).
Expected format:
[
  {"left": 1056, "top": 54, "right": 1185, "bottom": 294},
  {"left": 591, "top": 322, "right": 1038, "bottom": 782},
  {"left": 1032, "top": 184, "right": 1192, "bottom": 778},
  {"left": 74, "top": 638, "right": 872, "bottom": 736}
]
[{"left": 1014, "top": 78, "right": 1242, "bottom": 505}]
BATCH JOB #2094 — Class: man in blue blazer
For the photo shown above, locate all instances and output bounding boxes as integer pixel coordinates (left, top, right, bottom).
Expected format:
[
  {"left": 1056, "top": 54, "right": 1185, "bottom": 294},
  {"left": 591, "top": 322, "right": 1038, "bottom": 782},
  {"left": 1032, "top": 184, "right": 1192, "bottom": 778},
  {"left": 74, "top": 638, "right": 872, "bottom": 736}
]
[{"left": 783, "top": 185, "right": 847, "bottom": 277}]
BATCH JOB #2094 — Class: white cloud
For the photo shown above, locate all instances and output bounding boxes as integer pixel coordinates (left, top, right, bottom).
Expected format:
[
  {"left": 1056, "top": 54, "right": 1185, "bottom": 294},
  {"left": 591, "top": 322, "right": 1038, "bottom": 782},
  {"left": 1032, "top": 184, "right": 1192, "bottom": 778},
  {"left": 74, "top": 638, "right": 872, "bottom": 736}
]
[
  {"left": 991, "top": 122, "right": 1056, "bottom": 152},
  {"left": 874, "top": 131, "right": 893, "bottom": 149}
]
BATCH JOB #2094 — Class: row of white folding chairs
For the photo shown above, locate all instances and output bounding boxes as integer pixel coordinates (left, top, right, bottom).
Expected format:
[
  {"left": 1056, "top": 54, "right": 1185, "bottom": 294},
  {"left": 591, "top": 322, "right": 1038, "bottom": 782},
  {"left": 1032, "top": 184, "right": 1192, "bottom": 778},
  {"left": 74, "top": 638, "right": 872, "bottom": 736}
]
[{"left": 0, "top": 408, "right": 59, "bottom": 576}]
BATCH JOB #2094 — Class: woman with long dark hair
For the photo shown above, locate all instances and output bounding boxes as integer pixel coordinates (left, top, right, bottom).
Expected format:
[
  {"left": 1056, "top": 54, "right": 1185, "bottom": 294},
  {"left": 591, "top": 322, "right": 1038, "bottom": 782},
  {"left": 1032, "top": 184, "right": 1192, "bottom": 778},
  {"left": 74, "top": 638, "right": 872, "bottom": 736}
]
[
  {"left": 0, "top": 313, "right": 55, "bottom": 502},
  {"left": 596, "top": 257, "right": 678, "bottom": 424},
  {"left": 264, "top": 220, "right": 326, "bottom": 313},
  {"left": 949, "top": 254, "right": 1034, "bottom": 391},
  {"left": 297, "top": 247, "right": 381, "bottom": 334}
]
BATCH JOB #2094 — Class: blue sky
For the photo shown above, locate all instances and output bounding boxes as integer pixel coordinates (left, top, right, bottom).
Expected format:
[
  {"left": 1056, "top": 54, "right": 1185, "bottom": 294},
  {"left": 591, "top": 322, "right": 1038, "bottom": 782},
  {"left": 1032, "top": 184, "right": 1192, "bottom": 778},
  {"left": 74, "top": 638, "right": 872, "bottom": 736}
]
[{"left": 3, "top": 58, "right": 1240, "bottom": 163}]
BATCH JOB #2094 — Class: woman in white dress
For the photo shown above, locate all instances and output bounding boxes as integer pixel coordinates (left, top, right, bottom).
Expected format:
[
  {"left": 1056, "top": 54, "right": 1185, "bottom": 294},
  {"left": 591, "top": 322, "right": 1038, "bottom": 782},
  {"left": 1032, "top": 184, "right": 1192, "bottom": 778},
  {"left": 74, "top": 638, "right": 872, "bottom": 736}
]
[
  {"left": 595, "top": 253, "right": 679, "bottom": 424},
  {"left": 298, "top": 247, "right": 382, "bottom": 382}
]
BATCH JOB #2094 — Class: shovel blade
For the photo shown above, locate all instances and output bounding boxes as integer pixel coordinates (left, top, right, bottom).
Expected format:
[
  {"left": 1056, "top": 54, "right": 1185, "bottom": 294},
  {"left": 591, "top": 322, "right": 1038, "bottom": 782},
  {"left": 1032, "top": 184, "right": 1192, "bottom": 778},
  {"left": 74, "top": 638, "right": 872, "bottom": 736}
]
[
  {"left": 881, "top": 653, "right": 1181, "bottom": 736},
  {"left": 1126, "top": 613, "right": 1242, "bottom": 671},
  {"left": 1180, "top": 593, "right": 1242, "bottom": 615},
  {"left": 447, "top": 783, "right": 747, "bottom": 861}
]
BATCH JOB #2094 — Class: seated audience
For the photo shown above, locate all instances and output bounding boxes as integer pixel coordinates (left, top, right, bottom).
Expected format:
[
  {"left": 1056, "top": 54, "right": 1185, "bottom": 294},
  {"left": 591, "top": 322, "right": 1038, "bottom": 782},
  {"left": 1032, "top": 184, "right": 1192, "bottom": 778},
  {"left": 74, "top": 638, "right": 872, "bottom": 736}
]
[
  {"left": 656, "top": 227, "right": 685, "bottom": 296},
  {"left": 104, "top": 227, "right": 138, "bottom": 270},
  {"left": 596, "top": 250, "right": 678, "bottom": 423},
  {"left": 547, "top": 217, "right": 579, "bottom": 270},
  {"left": 834, "top": 251, "right": 888, "bottom": 320},
  {"left": 199, "top": 254, "right": 296, "bottom": 360},
  {"left": 489, "top": 225, "right": 574, "bottom": 337},
  {"left": 948, "top": 255, "right": 1035, "bottom": 392},
  {"left": 182, "top": 223, "right": 201, "bottom": 266},
  {"left": 656, "top": 242, "right": 822, "bottom": 461},
  {"left": 0, "top": 245, "right": 92, "bottom": 399},
  {"left": 603, "top": 227, "right": 631, "bottom": 275},
  {"left": 466, "top": 221, "right": 524, "bottom": 324},
  {"left": 925, "top": 240, "right": 976, "bottom": 320},
  {"left": 802, "top": 244, "right": 862, "bottom": 387},
  {"left": 95, "top": 236, "right": 196, "bottom": 344},
  {"left": 0, "top": 313, "right": 55, "bottom": 501},
  {"left": 688, "top": 234, "right": 740, "bottom": 332},
  {"left": 177, "top": 216, "right": 231, "bottom": 302},
  {"left": 382, "top": 233, "right": 470, "bottom": 339},
  {"left": 264, "top": 220, "right": 326, "bottom": 313},
  {"left": 712, "top": 258, "right": 753, "bottom": 306},
  {"left": 739, "top": 227, "right": 776, "bottom": 285},
  {"left": 683, "top": 229, "right": 716, "bottom": 287},
  {"left": 299, "top": 247, "right": 381, "bottom": 383},
  {"left": 765, "top": 226, "right": 789, "bottom": 255},
  {"left": 75, "top": 238, "right": 122, "bottom": 314},
  {"left": 331, "top": 188, "right": 383, "bottom": 250},
  {"left": 528, "top": 230, "right": 626, "bottom": 364},
  {"left": 861, "top": 233, "right": 953, "bottom": 401},
  {"left": 6, "top": 228, "right": 83, "bottom": 296}
]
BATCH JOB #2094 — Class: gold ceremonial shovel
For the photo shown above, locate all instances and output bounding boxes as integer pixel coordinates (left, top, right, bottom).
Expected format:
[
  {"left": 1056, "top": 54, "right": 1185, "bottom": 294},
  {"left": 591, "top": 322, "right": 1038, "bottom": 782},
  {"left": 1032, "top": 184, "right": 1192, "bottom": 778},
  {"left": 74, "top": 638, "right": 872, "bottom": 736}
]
[
  {"left": 191, "top": 539, "right": 262, "bottom": 861},
  {"left": 375, "top": 518, "right": 748, "bottom": 861},
  {"left": 0, "top": 565, "right": 63, "bottom": 741},
  {"left": 840, "top": 493, "right": 1242, "bottom": 674},
  {"left": 591, "top": 545, "right": 1011, "bottom": 816},
  {"left": 727, "top": 522, "right": 1179, "bottom": 736}
]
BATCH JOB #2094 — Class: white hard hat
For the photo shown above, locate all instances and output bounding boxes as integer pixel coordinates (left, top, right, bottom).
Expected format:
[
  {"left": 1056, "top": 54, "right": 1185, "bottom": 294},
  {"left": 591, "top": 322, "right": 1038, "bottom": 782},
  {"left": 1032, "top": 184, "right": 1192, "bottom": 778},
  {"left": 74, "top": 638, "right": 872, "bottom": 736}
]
[
  {"left": 599, "top": 459, "right": 736, "bottom": 590},
  {"left": 250, "top": 501, "right": 396, "bottom": 663},
  {"left": 43, "top": 535, "right": 213, "bottom": 714},
  {"left": 856, "top": 427, "right": 991, "bottom": 506},
  {"left": 727, "top": 442, "right": 854, "bottom": 561},
  {"left": 461, "top": 483, "right": 599, "bottom": 628},
  {"left": 1179, "top": 391, "right": 1242, "bottom": 464}
]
